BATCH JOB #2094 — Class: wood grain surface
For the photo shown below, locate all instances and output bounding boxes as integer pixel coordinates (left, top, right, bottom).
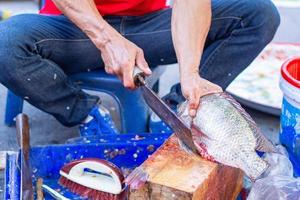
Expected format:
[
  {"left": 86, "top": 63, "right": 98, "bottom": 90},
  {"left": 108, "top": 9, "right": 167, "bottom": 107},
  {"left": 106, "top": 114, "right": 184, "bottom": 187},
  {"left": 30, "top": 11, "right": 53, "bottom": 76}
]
[{"left": 129, "top": 136, "right": 244, "bottom": 200}]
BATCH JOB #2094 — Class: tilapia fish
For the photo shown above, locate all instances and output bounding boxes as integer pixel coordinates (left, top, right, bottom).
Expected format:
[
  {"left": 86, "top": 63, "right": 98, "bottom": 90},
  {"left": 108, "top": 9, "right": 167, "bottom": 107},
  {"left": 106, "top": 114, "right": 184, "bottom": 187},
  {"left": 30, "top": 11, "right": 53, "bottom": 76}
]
[{"left": 178, "top": 92, "right": 276, "bottom": 180}]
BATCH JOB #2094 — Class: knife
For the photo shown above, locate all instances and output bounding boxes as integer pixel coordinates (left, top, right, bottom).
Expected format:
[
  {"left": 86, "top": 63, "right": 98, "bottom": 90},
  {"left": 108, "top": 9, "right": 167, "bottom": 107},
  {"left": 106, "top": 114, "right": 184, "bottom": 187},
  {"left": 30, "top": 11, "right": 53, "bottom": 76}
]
[
  {"left": 16, "top": 114, "right": 34, "bottom": 200},
  {"left": 133, "top": 69, "right": 198, "bottom": 154}
]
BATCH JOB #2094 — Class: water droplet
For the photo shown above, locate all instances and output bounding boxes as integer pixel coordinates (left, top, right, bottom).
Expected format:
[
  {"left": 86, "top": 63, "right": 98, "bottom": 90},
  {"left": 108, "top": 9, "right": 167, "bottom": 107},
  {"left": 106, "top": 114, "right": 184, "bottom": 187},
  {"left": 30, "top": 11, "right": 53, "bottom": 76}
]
[
  {"left": 228, "top": 73, "right": 232, "bottom": 76},
  {"left": 160, "top": 58, "right": 164, "bottom": 62},
  {"left": 27, "top": 78, "right": 31, "bottom": 81},
  {"left": 54, "top": 74, "right": 57, "bottom": 80},
  {"left": 66, "top": 106, "right": 70, "bottom": 110},
  {"left": 87, "top": 68, "right": 91, "bottom": 72},
  {"left": 104, "top": 149, "right": 109, "bottom": 153},
  {"left": 133, "top": 153, "right": 138, "bottom": 158},
  {"left": 24, "top": 96, "right": 29, "bottom": 100}
]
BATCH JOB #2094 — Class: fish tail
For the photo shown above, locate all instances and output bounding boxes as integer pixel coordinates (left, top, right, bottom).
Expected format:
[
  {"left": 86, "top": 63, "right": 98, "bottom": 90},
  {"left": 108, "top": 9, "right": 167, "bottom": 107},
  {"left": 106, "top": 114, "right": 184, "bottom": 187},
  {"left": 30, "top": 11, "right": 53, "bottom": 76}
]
[
  {"left": 241, "top": 151, "right": 269, "bottom": 181},
  {"left": 218, "top": 92, "right": 276, "bottom": 153}
]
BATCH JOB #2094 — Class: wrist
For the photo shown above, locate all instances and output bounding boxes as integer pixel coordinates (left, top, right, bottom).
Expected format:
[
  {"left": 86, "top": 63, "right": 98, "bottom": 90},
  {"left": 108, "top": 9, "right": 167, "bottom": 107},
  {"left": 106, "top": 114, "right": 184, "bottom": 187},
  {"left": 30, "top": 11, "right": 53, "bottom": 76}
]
[
  {"left": 180, "top": 67, "right": 199, "bottom": 80},
  {"left": 85, "top": 22, "right": 117, "bottom": 50}
]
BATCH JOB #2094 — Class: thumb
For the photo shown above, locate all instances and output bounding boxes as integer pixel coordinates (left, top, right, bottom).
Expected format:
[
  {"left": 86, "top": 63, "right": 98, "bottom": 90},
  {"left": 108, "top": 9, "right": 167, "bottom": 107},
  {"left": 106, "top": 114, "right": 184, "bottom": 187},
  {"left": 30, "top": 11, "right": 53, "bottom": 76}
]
[
  {"left": 188, "top": 94, "right": 200, "bottom": 118},
  {"left": 136, "top": 50, "right": 152, "bottom": 75}
]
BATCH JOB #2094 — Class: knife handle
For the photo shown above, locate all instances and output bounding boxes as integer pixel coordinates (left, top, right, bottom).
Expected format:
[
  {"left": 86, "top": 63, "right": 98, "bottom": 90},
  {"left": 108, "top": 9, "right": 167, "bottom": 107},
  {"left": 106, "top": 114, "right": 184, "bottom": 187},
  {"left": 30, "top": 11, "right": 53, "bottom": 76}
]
[
  {"left": 133, "top": 67, "right": 146, "bottom": 87},
  {"left": 16, "top": 114, "right": 34, "bottom": 200},
  {"left": 16, "top": 114, "right": 30, "bottom": 160}
]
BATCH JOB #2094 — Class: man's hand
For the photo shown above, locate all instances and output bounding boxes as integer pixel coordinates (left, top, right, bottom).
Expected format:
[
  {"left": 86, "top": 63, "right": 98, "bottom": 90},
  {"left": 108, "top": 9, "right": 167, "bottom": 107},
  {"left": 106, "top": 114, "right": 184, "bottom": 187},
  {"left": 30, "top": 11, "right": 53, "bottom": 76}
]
[
  {"left": 181, "top": 72, "right": 222, "bottom": 118},
  {"left": 172, "top": 0, "right": 214, "bottom": 118},
  {"left": 52, "top": 0, "right": 151, "bottom": 89},
  {"left": 99, "top": 31, "right": 152, "bottom": 89}
]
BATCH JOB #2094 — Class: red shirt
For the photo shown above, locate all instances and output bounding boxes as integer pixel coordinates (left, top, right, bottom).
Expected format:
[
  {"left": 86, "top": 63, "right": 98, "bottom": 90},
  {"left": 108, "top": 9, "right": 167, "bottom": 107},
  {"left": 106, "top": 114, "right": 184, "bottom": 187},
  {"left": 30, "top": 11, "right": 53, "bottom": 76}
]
[{"left": 40, "top": 0, "right": 167, "bottom": 16}]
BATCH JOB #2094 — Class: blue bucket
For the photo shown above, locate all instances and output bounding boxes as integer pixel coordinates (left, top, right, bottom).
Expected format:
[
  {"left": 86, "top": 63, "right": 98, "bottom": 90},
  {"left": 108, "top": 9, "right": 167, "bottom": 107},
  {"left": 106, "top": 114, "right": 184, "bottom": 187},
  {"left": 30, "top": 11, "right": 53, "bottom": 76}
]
[{"left": 279, "top": 57, "right": 300, "bottom": 176}]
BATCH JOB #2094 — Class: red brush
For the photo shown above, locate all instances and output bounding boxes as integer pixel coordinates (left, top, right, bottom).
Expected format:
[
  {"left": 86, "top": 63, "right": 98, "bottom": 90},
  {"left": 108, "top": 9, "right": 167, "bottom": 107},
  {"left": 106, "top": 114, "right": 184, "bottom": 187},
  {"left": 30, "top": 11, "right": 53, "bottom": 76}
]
[{"left": 59, "top": 158, "right": 128, "bottom": 200}]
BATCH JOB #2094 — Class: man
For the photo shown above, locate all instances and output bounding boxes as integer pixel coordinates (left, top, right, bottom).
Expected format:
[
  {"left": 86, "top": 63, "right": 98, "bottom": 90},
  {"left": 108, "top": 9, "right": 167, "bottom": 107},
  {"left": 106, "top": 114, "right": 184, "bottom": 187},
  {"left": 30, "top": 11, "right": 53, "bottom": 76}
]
[{"left": 0, "top": 0, "right": 280, "bottom": 135}]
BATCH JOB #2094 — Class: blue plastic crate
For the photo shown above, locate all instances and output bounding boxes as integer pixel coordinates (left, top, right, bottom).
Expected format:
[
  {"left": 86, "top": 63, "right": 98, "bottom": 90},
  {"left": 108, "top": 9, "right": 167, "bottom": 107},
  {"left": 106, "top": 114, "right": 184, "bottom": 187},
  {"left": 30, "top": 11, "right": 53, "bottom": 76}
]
[{"left": 4, "top": 133, "right": 170, "bottom": 199}]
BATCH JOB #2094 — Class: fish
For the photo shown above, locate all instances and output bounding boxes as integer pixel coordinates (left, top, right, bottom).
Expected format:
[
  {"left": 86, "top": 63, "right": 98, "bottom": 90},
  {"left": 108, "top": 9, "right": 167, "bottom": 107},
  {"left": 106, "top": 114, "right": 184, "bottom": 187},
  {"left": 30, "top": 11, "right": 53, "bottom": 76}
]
[{"left": 177, "top": 92, "right": 276, "bottom": 180}]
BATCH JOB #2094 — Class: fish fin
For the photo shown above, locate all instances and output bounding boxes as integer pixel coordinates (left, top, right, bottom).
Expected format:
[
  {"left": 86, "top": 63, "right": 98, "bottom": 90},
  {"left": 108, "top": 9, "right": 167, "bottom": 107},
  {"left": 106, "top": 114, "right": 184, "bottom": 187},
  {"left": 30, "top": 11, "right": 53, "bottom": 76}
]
[{"left": 219, "top": 92, "right": 277, "bottom": 153}]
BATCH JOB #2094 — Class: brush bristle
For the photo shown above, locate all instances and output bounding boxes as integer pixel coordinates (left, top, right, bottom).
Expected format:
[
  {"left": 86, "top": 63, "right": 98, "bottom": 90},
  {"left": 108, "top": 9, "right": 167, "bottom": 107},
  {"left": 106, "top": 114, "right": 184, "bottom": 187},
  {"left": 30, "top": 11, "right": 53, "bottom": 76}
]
[{"left": 59, "top": 176, "right": 127, "bottom": 200}]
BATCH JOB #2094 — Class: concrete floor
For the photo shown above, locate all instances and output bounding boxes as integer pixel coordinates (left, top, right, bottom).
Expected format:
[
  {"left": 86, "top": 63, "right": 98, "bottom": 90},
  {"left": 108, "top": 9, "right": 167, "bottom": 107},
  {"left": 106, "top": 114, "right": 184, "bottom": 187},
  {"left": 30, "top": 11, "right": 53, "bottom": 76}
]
[{"left": 0, "top": 0, "right": 299, "bottom": 198}]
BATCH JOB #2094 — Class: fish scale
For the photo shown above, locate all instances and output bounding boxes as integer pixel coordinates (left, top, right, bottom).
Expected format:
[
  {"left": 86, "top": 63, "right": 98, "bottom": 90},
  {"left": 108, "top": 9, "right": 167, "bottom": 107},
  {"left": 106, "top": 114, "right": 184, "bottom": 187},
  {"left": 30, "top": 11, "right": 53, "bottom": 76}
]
[{"left": 178, "top": 92, "right": 276, "bottom": 180}]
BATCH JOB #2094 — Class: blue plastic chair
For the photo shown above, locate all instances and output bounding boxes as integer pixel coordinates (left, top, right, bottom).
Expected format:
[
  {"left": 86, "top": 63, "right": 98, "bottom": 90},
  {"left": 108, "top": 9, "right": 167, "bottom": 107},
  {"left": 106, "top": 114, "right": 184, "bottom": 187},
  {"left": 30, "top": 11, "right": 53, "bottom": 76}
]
[{"left": 5, "top": 67, "right": 165, "bottom": 133}]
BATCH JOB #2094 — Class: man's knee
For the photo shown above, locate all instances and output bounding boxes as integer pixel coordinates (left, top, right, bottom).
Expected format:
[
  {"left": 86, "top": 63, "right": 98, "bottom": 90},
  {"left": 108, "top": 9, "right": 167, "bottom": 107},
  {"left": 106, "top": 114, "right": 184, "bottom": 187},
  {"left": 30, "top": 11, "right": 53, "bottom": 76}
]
[
  {"left": 246, "top": 0, "right": 280, "bottom": 44},
  {"left": 0, "top": 15, "right": 34, "bottom": 82},
  {"left": 0, "top": 14, "right": 39, "bottom": 49},
  {"left": 0, "top": 19, "right": 15, "bottom": 82}
]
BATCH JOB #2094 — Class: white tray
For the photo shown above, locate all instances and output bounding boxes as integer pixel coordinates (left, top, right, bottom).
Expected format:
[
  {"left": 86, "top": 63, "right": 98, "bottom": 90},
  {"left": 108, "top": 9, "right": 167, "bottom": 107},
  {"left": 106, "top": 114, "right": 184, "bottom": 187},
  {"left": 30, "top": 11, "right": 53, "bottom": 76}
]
[
  {"left": 273, "top": 0, "right": 300, "bottom": 8},
  {"left": 227, "top": 43, "right": 300, "bottom": 116}
]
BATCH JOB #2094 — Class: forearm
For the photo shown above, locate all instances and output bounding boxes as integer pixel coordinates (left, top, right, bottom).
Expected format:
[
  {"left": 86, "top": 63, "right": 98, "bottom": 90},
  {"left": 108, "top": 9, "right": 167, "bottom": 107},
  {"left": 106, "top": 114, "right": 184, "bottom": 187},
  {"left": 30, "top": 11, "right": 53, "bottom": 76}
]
[
  {"left": 52, "top": 0, "right": 119, "bottom": 49},
  {"left": 172, "top": 0, "right": 211, "bottom": 78}
]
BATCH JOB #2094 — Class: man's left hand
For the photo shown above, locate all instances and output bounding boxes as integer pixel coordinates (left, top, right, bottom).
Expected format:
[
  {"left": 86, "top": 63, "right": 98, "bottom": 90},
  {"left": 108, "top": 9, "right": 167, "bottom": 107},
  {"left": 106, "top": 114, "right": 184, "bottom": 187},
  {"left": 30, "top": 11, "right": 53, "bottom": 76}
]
[{"left": 181, "top": 72, "right": 222, "bottom": 118}]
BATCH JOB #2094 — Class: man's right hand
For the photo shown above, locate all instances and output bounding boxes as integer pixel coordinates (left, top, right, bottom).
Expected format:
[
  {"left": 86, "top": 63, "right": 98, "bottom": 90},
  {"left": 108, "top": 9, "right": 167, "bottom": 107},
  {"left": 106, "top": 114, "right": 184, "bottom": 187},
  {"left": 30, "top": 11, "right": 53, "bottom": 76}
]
[
  {"left": 52, "top": 0, "right": 151, "bottom": 89},
  {"left": 98, "top": 30, "right": 152, "bottom": 89}
]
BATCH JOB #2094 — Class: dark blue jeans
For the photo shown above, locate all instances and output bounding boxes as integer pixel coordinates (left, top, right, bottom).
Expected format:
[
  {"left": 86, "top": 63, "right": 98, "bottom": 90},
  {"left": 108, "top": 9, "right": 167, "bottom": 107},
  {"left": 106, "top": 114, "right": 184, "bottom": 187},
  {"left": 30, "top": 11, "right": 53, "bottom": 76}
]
[{"left": 0, "top": 0, "right": 280, "bottom": 126}]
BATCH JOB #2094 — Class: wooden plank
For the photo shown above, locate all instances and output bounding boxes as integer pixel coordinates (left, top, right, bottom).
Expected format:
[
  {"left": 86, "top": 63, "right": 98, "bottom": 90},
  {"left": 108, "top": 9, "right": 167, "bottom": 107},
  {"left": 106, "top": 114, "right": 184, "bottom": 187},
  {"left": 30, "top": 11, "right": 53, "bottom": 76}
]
[{"left": 129, "top": 136, "right": 243, "bottom": 200}]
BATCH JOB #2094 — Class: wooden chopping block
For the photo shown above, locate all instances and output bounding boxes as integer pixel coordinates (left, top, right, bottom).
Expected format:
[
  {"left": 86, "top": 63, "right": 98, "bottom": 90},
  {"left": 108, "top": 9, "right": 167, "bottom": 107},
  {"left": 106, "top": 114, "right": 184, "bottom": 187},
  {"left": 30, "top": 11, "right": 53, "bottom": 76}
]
[{"left": 129, "top": 136, "right": 244, "bottom": 200}]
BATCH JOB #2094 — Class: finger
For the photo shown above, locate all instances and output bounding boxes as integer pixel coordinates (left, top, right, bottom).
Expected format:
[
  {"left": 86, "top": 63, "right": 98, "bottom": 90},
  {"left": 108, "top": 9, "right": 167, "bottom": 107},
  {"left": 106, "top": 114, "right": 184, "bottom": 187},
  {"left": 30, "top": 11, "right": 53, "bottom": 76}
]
[
  {"left": 189, "top": 109, "right": 197, "bottom": 118},
  {"left": 214, "top": 85, "right": 223, "bottom": 93},
  {"left": 201, "top": 80, "right": 223, "bottom": 96},
  {"left": 122, "top": 62, "right": 136, "bottom": 89},
  {"left": 136, "top": 49, "right": 152, "bottom": 75},
  {"left": 188, "top": 94, "right": 200, "bottom": 118},
  {"left": 105, "top": 66, "right": 114, "bottom": 74},
  {"left": 112, "top": 67, "right": 123, "bottom": 78}
]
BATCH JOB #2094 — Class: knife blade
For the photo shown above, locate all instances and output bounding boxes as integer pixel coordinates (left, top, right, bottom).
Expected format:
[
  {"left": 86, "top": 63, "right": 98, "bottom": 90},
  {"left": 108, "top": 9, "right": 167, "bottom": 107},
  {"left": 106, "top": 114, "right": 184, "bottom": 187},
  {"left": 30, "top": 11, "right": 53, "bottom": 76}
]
[{"left": 134, "top": 72, "right": 198, "bottom": 154}]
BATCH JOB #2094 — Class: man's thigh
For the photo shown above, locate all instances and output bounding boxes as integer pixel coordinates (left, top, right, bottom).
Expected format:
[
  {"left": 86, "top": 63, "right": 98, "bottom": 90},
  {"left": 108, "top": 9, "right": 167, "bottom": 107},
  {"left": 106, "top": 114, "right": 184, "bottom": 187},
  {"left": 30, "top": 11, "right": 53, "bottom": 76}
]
[
  {"left": 122, "top": 0, "right": 275, "bottom": 67},
  {"left": 121, "top": 9, "right": 177, "bottom": 67},
  {"left": 1, "top": 14, "right": 105, "bottom": 74},
  {"left": 120, "top": 3, "right": 242, "bottom": 68}
]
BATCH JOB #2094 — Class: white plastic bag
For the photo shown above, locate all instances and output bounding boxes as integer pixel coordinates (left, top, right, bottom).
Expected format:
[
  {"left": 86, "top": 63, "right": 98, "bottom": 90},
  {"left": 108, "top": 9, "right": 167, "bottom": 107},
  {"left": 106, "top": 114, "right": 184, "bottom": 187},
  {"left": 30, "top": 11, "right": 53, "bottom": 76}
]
[
  {"left": 247, "top": 175, "right": 300, "bottom": 200},
  {"left": 247, "top": 146, "right": 300, "bottom": 200}
]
